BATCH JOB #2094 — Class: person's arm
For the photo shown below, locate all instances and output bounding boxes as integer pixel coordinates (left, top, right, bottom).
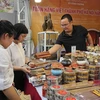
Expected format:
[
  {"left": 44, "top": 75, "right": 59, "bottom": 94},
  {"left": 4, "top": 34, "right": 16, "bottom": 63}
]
[
  {"left": 87, "top": 33, "right": 93, "bottom": 46},
  {"left": 48, "top": 44, "right": 62, "bottom": 54},
  {"left": 34, "top": 44, "right": 62, "bottom": 59},
  {"left": 25, "top": 57, "right": 37, "bottom": 68},
  {"left": 3, "top": 85, "right": 21, "bottom": 100},
  {"left": 14, "top": 66, "right": 30, "bottom": 73}
]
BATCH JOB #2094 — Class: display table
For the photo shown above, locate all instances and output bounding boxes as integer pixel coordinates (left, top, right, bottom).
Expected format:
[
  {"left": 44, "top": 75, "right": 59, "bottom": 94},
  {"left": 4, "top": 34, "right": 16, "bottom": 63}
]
[
  {"left": 69, "top": 85, "right": 100, "bottom": 100},
  {"left": 28, "top": 58, "right": 100, "bottom": 100},
  {"left": 27, "top": 74, "right": 100, "bottom": 100}
]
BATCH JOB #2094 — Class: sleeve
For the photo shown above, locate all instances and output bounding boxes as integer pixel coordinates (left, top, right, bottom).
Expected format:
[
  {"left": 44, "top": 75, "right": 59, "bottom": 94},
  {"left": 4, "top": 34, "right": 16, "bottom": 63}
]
[
  {"left": 20, "top": 43, "right": 26, "bottom": 58},
  {"left": 0, "top": 50, "right": 13, "bottom": 90},
  {"left": 0, "top": 50, "right": 9, "bottom": 68},
  {"left": 56, "top": 34, "right": 63, "bottom": 45},
  {"left": 7, "top": 46, "right": 12, "bottom": 59},
  {"left": 80, "top": 25, "right": 88, "bottom": 37}
]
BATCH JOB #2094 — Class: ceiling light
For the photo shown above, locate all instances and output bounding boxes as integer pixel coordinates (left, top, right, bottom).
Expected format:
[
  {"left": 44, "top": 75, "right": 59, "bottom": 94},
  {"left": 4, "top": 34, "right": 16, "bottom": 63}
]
[{"left": 34, "top": 0, "right": 42, "bottom": 3}]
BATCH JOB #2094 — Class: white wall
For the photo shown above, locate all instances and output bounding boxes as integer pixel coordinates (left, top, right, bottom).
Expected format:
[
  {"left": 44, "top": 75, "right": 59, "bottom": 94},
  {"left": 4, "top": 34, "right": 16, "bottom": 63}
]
[{"left": 0, "top": 12, "right": 17, "bottom": 24}]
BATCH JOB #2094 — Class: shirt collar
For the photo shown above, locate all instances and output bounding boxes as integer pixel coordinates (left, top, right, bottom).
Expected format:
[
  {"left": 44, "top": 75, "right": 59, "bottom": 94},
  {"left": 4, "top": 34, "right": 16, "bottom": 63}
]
[{"left": 0, "top": 44, "right": 5, "bottom": 49}]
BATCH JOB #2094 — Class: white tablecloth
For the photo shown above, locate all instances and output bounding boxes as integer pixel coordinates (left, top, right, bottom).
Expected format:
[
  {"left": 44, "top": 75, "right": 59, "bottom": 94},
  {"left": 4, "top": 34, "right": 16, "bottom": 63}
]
[
  {"left": 35, "top": 86, "right": 47, "bottom": 100},
  {"left": 27, "top": 74, "right": 47, "bottom": 100}
]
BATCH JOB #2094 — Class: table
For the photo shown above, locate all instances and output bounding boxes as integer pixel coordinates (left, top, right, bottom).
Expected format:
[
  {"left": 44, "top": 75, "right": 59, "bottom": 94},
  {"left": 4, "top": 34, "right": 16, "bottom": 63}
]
[
  {"left": 27, "top": 71, "right": 100, "bottom": 100},
  {"left": 35, "top": 82, "right": 100, "bottom": 100}
]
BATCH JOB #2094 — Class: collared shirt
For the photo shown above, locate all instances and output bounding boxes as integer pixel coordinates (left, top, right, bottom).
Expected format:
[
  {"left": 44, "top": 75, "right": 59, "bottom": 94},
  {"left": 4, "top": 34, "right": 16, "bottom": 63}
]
[
  {"left": 0, "top": 45, "right": 14, "bottom": 90},
  {"left": 7, "top": 42, "right": 25, "bottom": 66}
]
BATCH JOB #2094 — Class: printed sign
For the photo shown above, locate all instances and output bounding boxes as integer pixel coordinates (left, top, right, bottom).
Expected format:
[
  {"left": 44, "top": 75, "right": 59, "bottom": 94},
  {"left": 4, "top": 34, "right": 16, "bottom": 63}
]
[{"left": 0, "top": 0, "right": 14, "bottom": 13}]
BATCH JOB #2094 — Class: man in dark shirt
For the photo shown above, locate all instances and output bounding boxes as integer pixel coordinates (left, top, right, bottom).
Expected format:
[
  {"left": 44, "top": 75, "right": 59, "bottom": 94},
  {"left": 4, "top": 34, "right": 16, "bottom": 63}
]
[{"left": 48, "top": 14, "right": 93, "bottom": 54}]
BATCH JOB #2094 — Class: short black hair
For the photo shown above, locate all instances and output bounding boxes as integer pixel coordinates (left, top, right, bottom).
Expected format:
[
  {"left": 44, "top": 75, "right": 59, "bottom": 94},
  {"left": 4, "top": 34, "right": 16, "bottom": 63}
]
[
  {"left": 0, "top": 20, "right": 16, "bottom": 38},
  {"left": 61, "top": 14, "right": 73, "bottom": 22},
  {"left": 14, "top": 23, "right": 28, "bottom": 40}
]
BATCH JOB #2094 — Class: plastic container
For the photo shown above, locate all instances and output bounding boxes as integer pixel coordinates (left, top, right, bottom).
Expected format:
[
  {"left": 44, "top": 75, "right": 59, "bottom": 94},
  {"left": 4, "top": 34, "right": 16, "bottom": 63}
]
[
  {"left": 47, "top": 85, "right": 62, "bottom": 100},
  {"left": 55, "top": 89, "right": 70, "bottom": 100},
  {"left": 51, "top": 68, "right": 63, "bottom": 76},
  {"left": 64, "top": 96, "right": 77, "bottom": 100},
  {"left": 42, "top": 81, "right": 48, "bottom": 97},
  {"left": 47, "top": 75, "right": 59, "bottom": 86},
  {"left": 76, "top": 69, "right": 89, "bottom": 82},
  {"left": 63, "top": 69, "right": 76, "bottom": 83}
]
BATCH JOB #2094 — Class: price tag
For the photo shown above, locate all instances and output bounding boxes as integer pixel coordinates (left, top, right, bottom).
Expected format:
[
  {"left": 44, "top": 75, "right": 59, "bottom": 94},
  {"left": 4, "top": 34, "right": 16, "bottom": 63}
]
[
  {"left": 71, "top": 46, "right": 76, "bottom": 53},
  {"left": 71, "top": 46, "right": 76, "bottom": 62}
]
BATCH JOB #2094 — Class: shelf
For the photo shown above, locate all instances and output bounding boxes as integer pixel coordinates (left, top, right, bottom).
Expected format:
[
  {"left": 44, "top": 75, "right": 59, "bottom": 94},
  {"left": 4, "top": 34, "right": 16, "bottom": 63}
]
[
  {"left": 38, "top": 31, "right": 59, "bottom": 34},
  {"left": 38, "top": 31, "right": 59, "bottom": 52}
]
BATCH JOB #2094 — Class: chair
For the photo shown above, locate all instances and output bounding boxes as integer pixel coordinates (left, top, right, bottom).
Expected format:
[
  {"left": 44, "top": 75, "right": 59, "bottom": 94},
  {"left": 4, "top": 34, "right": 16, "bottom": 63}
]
[{"left": 88, "top": 29, "right": 100, "bottom": 46}]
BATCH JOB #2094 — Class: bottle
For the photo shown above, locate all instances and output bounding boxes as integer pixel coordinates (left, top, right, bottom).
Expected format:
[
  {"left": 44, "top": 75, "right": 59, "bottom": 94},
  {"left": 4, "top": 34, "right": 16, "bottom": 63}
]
[{"left": 42, "top": 81, "right": 48, "bottom": 97}]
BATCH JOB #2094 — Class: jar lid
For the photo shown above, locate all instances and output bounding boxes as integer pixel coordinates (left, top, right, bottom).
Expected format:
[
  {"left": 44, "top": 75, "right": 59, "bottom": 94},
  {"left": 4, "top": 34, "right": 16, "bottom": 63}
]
[
  {"left": 65, "top": 96, "right": 76, "bottom": 100},
  {"left": 52, "top": 85, "right": 61, "bottom": 89},
  {"left": 57, "top": 90, "right": 67, "bottom": 95},
  {"left": 47, "top": 75, "right": 57, "bottom": 79}
]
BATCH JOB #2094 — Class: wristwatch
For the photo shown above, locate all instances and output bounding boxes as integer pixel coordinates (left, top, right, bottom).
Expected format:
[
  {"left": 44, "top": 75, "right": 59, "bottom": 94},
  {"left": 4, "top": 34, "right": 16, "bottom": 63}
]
[{"left": 27, "top": 61, "right": 31, "bottom": 66}]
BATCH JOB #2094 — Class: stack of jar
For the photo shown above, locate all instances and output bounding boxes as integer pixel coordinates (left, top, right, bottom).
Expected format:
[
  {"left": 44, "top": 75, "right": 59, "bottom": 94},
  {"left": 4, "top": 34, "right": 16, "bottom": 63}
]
[
  {"left": 42, "top": 75, "right": 62, "bottom": 98},
  {"left": 55, "top": 89, "right": 70, "bottom": 100},
  {"left": 89, "top": 63, "right": 100, "bottom": 80},
  {"left": 76, "top": 69, "right": 89, "bottom": 82},
  {"left": 47, "top": 75, "right": 62, "bottom": 86},
  {"left": 62, "top": 69, "right": 76, "bottom": 84},
  {"left": 47, "top": 85, "right": 62, "bottom": 100}
]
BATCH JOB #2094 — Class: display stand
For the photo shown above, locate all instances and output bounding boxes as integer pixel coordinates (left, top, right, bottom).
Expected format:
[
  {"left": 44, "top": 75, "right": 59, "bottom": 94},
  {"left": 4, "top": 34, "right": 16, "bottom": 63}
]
[{"left": 38, "top": 31, "right": 59, "bottom": 52}]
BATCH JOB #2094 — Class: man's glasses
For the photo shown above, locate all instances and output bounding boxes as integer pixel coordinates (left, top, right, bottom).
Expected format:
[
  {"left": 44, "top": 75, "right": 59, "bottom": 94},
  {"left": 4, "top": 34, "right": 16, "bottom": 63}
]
[{"left": 61, "top": 22, "right": 70, "bottom": 27}]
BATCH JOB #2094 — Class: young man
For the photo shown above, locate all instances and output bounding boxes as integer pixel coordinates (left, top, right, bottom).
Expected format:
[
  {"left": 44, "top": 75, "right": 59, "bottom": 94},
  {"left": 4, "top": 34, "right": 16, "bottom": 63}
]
[{"left": 48, "top": 14, "right": 93, "bottom": 54}]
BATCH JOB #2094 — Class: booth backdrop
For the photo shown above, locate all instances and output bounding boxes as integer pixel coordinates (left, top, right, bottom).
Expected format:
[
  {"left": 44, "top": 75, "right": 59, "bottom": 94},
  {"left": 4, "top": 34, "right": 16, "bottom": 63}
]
[{"left": 30, "top": 0, "right": 100, "bottom": 47}]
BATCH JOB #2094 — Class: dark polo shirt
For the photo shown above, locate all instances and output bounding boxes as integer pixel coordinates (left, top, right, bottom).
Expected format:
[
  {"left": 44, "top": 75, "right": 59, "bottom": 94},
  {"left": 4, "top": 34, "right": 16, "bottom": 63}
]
[{"left": 56, "top": 25, "right": 88, "bottom": 53}]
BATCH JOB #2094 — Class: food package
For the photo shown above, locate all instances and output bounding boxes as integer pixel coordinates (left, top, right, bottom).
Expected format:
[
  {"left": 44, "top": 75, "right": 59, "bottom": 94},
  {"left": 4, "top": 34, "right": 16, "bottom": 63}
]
[{"left": 35, "top": 51, "right": 51, "bottom": 59}]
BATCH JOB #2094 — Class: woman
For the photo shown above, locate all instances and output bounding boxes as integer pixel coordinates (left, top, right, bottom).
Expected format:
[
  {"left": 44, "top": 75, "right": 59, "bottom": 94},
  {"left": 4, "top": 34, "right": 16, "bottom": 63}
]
[
  {"left": 7, "top": 23, "right": 41, "bottom": 100},
  {"left": 0, "top": 20, "right": 21, "bottom": 100}
]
